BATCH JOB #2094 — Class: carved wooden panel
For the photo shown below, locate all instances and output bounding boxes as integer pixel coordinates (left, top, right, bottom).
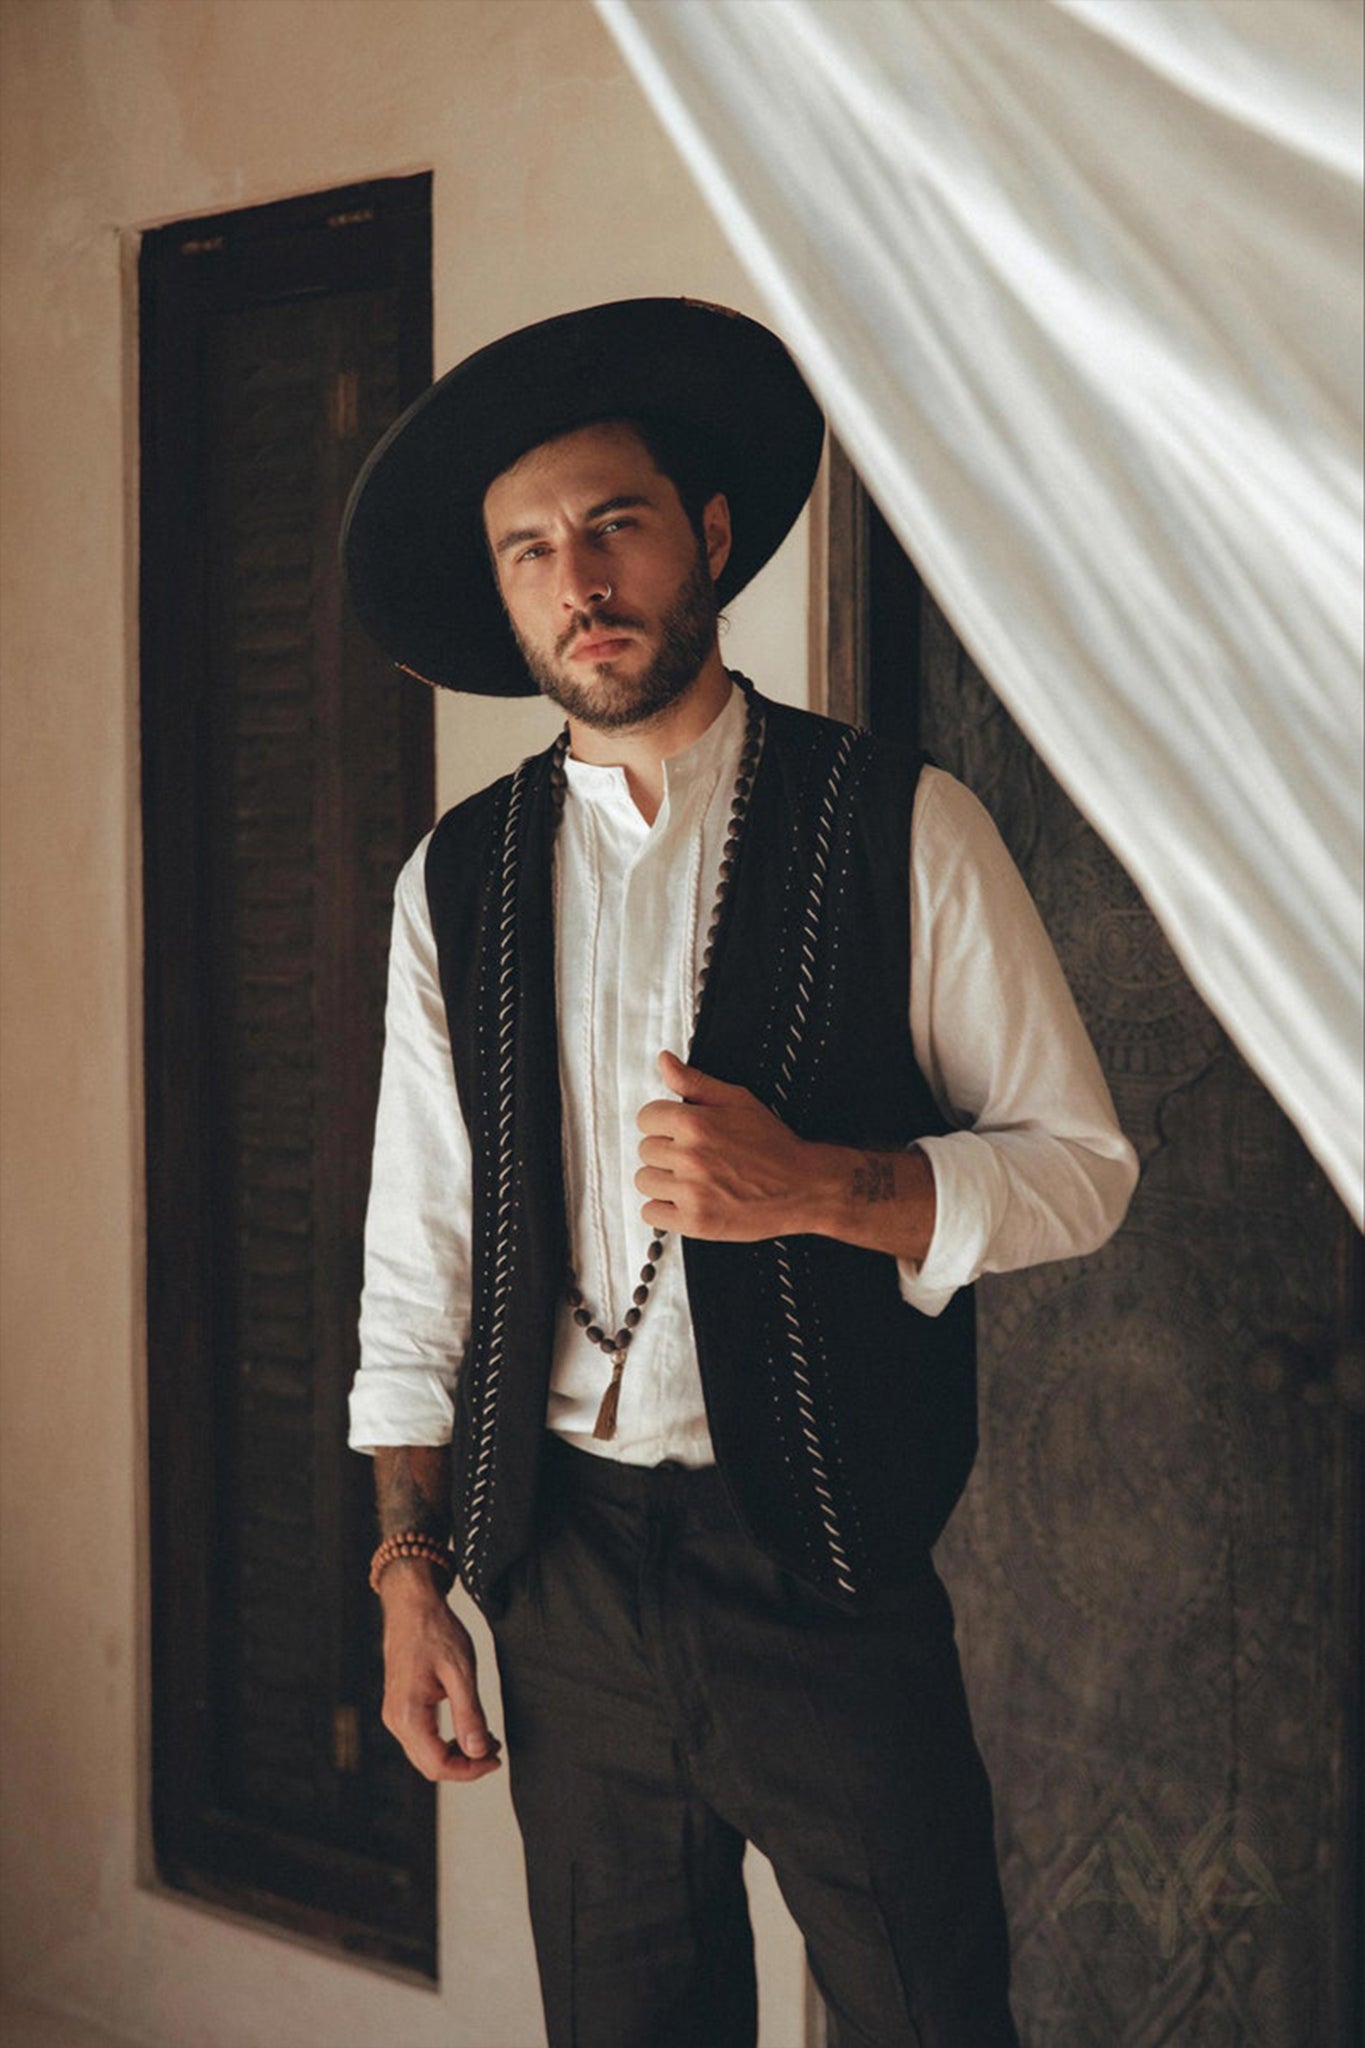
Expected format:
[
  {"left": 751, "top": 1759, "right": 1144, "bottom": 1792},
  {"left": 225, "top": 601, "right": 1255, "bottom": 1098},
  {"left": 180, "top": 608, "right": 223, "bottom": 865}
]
[
  {"left": 204, "top": 292, "right": 405, "bottom": 1853},
  {"left": 141, "top": 179, "right": 436, "bottom": 1970},
  {"left": 915, "top": 597, "right": 1362, "bottom": 2048}
]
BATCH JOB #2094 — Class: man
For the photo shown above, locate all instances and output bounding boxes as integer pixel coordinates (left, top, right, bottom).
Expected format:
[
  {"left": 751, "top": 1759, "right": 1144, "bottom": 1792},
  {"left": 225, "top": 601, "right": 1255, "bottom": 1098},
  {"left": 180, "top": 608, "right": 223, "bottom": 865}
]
[{"left": 342, "top": 298, "right": 1137, "bottom": 2048}]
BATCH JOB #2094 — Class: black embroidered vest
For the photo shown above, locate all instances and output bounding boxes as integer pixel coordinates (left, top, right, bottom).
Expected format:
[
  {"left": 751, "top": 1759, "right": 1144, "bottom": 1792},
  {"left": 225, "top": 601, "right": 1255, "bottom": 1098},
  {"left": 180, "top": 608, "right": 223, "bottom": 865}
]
[{"left": 426, "top": 694, "right": 976, "bottom": 1611}]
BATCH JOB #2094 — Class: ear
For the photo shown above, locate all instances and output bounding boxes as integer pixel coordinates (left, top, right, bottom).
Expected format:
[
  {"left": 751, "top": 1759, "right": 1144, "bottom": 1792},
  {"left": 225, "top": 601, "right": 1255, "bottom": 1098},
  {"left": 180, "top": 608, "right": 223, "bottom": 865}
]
[{"left": 702, "top": 492, "right": 732, "bottom": 584}]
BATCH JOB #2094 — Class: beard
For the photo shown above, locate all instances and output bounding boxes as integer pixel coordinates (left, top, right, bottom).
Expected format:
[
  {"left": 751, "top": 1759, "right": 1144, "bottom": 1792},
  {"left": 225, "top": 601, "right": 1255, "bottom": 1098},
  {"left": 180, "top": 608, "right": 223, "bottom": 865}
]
[{"left": 511, "top": 544, "right": 719, "bottom": 732}]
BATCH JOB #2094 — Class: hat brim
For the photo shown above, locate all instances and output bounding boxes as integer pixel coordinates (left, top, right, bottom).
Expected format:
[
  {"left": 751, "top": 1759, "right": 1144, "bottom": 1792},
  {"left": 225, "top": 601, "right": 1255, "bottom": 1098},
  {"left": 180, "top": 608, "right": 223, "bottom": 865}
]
[{"left": 340, "top": 298, "right": 825, "bottom": 696}]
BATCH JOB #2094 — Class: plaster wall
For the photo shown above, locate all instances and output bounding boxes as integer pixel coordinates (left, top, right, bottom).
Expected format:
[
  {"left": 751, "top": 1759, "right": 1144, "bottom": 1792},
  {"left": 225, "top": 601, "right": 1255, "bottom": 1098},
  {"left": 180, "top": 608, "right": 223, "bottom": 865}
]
[{"left": 0, "top": 2, "right": 811, "bottom": 2042}]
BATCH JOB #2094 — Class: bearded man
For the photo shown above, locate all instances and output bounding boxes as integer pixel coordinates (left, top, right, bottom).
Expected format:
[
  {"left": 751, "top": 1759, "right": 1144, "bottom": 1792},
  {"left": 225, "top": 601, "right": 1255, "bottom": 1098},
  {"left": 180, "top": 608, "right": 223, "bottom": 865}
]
[{"left": 342, "top": 298, "right": 1137, "bottom": 2048}]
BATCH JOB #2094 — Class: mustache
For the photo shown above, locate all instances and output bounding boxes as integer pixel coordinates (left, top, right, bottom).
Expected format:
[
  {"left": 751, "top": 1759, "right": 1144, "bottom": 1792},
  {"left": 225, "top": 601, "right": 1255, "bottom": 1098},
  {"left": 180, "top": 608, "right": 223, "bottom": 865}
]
[{"left": 556, "top": 608, "right": 646, "bottom": 659}]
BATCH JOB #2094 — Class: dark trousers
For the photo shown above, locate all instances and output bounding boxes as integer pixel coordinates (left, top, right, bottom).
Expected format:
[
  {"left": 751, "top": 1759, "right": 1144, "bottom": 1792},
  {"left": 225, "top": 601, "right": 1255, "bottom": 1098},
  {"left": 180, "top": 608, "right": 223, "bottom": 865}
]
[{"left": 489, "top": 1438, "right": 1018, "bottom": 2048}]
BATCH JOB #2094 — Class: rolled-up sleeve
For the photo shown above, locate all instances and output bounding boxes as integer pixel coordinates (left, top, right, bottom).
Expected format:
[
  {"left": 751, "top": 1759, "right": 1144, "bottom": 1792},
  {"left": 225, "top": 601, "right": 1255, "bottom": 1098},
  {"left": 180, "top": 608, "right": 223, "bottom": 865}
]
[
  {"left": 899, "top": 769, "right": 1139, "bottom": 1315},
  {"left": 349, "top": 837, "right": 472, "bottom": 1453}
]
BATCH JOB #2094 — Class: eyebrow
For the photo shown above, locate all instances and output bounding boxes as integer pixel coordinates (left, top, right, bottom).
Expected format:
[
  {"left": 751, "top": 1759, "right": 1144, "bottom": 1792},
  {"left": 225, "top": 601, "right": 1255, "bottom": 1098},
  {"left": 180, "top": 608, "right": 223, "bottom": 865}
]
[{"left": 490, "top": 493, "right": 657, "bottom": 558}]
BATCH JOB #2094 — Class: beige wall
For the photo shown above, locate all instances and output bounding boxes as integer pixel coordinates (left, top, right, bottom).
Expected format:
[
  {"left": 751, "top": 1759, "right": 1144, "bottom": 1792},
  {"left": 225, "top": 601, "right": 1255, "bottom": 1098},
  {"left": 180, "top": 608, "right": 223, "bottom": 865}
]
[{"left": 0, "top": 2, "right": 811, "bottom": 2042}]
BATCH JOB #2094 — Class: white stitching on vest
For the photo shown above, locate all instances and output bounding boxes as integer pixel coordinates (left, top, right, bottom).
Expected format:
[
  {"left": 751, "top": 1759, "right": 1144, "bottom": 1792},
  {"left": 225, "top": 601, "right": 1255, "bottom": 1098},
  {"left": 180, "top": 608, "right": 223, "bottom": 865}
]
[
  {"left": 464, "top": 762, "right": 530, "bottom": 1578},
  {"left": 773, "top": 1240, "right": 856, "bottom": 1597},
  {"left": 772, "top": 732, "right": 854, "bottom": 1108},
  {"left": 770, "top": 728, "right": 859, "bottom": 1596}
]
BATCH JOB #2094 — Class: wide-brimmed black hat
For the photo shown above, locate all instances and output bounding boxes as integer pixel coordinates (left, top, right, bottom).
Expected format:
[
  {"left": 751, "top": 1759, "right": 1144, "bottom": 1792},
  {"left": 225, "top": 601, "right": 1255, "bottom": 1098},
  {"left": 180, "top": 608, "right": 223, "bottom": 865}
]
[{"left": 340, "top": 297, "right": 825, "bottom": 696}]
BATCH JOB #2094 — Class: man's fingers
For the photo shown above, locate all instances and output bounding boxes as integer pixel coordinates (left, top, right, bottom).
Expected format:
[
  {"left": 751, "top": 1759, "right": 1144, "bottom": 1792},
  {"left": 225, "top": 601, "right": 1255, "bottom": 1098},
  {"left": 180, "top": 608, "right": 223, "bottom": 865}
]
[
  {"left": 439, "top": 1653, "right": 496, "bottom": 1761},
  {"left": 388, "top": 1690, "right": 503, "bottom": 1783},
  {"left": 638, "top": 1099, "right": 680, "bottom": 1138},
  {"left": 657, "top": 1047, "right": 694, "bottom": 1092},
  {"left": 439, "top": 1717, "right": 503, "bottom": 1781},
  {"left": 439, "top": 1743, "right": 503, "bottom": 1783},
  {"left": 401, "top": 1702, "right": 502, "bottom": 1783},
  {"left": 656, "top": 1049, "right": 742, "bottom": 1105},
  {"left": 637, "top": 1096, "right": 742, "bottom": 1141}
]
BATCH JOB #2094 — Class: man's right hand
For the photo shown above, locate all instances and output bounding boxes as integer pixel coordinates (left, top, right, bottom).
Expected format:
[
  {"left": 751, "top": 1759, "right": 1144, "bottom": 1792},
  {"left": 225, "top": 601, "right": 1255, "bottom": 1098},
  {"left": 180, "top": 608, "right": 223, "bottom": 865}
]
[{"left": 379, "top": 1561, "right": 503, "bottom": 1783}]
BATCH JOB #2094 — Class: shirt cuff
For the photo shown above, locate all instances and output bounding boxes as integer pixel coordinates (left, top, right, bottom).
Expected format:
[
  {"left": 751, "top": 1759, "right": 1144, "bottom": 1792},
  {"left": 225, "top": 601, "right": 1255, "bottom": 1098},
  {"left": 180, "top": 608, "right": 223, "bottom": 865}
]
[
  {"left": 347, "top": 1367, "right": 455, "bottom": 1454},
  {"left": 895, "top": 1131, "right": 1007, "bottom": 1316}
]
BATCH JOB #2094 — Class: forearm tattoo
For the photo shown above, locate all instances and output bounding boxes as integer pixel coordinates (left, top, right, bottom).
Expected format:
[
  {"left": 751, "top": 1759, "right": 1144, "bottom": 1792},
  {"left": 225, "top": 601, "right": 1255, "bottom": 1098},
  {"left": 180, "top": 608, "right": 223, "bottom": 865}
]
[
  {"left": 374, "top": 1445, "right": 452, "bottom": 1541},
  {"left": 850, "top": 1154, "right": 896, "bottom": 1206}
]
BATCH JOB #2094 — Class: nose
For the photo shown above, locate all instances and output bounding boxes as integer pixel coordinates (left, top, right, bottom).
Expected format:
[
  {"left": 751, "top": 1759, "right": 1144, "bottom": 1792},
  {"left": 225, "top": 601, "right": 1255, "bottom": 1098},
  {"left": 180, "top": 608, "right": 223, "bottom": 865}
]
[{"left": 558, "top": 537, "right": 611, "bottom": 614}]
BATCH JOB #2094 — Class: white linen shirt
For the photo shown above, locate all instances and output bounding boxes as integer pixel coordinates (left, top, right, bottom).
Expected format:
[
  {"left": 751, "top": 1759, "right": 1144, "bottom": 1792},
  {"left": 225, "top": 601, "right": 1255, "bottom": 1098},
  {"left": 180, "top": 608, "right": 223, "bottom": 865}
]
[{"left": 350, "top": 683, "right": 1137, "bottom": 1465}]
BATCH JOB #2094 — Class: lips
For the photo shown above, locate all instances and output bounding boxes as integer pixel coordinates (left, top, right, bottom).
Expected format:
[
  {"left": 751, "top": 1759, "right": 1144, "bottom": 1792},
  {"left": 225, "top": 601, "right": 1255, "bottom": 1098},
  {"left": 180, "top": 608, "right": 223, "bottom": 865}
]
[{"left": 571, "top": 635, "right": 634, "bottom": 661}]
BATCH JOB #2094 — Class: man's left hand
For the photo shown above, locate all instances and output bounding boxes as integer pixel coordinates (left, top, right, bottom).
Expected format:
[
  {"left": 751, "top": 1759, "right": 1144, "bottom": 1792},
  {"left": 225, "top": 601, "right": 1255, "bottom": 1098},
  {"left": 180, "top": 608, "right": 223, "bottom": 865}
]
[{"left": 636, "top": 1050, "right": 825, "bottom": 1242}]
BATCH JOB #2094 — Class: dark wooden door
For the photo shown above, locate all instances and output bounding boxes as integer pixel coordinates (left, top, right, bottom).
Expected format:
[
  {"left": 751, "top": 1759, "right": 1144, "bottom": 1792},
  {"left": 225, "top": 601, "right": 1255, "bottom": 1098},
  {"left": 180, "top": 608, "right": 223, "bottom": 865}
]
[
  {"left": 829, "top": 462, "right": 1362, "bottom": 2047},
  {"left": 141, "top": 179, "right": 437, "bottom": 1970}
]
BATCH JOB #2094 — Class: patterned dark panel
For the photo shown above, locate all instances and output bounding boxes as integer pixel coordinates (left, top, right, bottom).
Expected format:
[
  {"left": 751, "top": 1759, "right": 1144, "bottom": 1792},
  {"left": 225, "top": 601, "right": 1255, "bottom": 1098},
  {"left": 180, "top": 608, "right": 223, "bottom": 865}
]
[
  {"left": 917, "top": 595, "right": 1360, "bottom": 2048},
  {"left": 141, "top": 182, "right": 436, "bottom": 1970},
  {"left": 205, "top": 290, "right": 423, "bottom": 1856}
]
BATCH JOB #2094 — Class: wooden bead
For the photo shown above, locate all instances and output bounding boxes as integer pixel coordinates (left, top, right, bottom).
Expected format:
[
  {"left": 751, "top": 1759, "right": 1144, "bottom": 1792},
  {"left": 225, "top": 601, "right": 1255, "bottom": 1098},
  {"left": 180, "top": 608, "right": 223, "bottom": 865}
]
[
  {"left": 625, "top": 1306, "right": 642, "bottom": 1326},
  {"left": 586, "top": 1324, "right": 604, "bottom": 1345},
  {"left": 574, "top": 1307, "right": 591, "bottom": 1327},
  {"left": 369, "top": 1529, "right": 455, "bottom": 1595}
]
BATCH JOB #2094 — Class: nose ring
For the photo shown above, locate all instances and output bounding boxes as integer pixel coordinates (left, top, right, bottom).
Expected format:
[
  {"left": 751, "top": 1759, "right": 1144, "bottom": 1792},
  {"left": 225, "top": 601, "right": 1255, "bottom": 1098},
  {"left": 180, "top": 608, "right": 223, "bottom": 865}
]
[{"left": 596, "top": 583, "right": 613, "bottom": 604}]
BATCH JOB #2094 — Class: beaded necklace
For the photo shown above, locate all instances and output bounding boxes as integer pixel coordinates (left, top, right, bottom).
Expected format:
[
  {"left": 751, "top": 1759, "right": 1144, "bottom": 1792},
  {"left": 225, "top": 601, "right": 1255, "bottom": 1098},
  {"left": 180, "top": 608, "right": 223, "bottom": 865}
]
[{"left": 548, "top": 675, "right": 765, "bottom": 1441}]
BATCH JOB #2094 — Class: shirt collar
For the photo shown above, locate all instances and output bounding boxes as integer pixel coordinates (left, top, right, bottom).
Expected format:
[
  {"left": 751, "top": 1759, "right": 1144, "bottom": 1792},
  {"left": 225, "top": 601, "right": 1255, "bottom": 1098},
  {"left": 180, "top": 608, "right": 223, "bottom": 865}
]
[{"left": 561, "top": 679, "right": 745, "bottom": 818}]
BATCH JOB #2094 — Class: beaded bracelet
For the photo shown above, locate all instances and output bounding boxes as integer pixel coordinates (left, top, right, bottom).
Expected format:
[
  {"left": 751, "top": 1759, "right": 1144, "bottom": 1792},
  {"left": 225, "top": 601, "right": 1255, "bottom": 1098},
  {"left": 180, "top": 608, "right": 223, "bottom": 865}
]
[{"left": 369, "top": 1530, "right": 457, "bottom": 1596}]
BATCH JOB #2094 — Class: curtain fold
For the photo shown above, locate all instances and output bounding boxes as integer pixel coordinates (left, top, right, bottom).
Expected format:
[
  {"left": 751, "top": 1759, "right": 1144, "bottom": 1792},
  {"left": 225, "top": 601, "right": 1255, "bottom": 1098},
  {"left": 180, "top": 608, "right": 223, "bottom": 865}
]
[{"left": 595, "top": 0, "right": 1364, "bottom": 1221}]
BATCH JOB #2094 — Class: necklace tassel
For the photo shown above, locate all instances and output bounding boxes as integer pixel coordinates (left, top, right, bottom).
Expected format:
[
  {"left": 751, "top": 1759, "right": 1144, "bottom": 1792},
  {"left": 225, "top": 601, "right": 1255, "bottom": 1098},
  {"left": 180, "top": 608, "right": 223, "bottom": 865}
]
[{"left": 592, "top": 1352, "right": 627, "bottom": 1441}]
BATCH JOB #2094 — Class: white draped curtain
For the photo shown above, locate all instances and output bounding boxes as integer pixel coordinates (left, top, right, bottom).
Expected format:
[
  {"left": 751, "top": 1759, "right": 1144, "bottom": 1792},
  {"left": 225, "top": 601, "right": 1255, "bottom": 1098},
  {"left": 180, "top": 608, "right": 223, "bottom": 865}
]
[{"left": 595, "top": 0, "right": 1364, "bottom": 1222}]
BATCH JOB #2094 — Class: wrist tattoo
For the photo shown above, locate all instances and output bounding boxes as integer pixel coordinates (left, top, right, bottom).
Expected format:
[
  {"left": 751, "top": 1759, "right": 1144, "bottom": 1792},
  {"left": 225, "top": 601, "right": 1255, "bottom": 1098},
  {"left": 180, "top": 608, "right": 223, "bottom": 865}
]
[
  {"left": 375, "top": 1446, "right": 452, "bottom": 1543},
  {"left": 851, "top": 1154, "right": 896, "bottom": 1206}
]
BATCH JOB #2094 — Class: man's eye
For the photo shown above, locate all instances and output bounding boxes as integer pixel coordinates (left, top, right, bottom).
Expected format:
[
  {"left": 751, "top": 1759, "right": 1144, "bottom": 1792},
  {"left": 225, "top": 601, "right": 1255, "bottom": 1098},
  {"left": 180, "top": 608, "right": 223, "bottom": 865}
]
[
  {"left": 598, "top": 518, "right": 634, "bottom": 536},
  {"left": 517, "top": 543, "right": 550, "bottom": 563}
]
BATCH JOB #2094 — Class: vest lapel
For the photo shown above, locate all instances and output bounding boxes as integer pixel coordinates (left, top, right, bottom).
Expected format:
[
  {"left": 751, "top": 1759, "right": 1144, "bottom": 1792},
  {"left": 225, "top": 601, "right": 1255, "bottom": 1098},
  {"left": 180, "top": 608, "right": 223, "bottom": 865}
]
[{"left": 456, "top": 743, "right": 567, "bottom": 1599}]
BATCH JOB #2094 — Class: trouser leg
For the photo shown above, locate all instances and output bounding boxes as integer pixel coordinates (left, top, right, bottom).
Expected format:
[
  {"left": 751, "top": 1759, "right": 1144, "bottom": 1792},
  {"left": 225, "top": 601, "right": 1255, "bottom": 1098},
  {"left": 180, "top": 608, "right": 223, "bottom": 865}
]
[
  {"left": 715, "top": 1574, "right": 1017, "bottom": 2048},
  {"left": 492, "top": 1441, "right": 1016, "bottom": 2048},
  {"left": 660, "top": 1528, "right": 1016, "bottom": 2048},
  {"left": 490, "top": 1467, "right": 757, "bottom": 2048}
]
